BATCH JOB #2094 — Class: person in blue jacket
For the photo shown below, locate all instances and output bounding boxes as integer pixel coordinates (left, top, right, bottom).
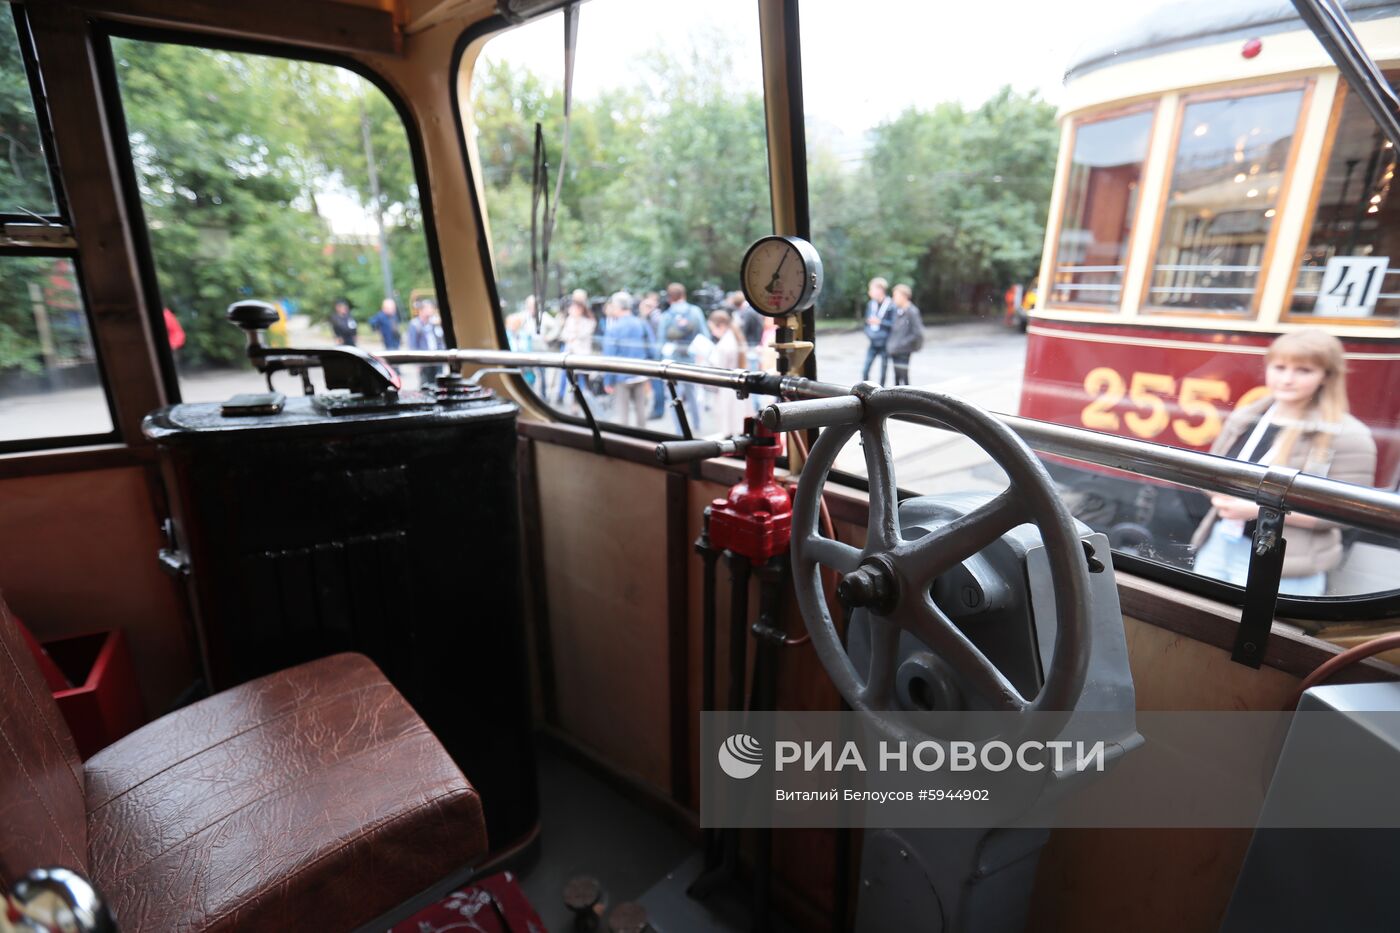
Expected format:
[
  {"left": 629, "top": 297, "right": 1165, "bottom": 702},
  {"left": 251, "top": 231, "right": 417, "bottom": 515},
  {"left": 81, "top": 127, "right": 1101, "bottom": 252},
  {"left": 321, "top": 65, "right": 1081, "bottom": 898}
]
[
  {"left": 861, "top": 276, "right": 893, "bottom": 385},
  {"left": 600, "top": 291, "right": 656, "bottom": 427},
  {"left": 367, "top": 299, "right": 402, "bottom": 350}
]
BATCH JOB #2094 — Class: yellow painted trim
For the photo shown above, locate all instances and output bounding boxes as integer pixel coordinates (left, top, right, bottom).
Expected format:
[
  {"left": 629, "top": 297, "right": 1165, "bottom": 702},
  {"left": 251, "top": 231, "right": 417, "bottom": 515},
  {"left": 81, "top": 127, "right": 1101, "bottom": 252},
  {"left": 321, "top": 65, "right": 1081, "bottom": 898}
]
[
  {"left": 1027, "top": 312, "right": 1400, "bottom": 344},
  {"left": 1122, "top": 94, "right": 1177, "bottom": 318},
  {"left": 1256, "top": 73, "right": 1339, "bottom": 324},
  {"left": 1036, "top": 119, "right": 1076, "bottom": 312},
  {"left": 1027, "top": 324, "right": 1400, "bottom": 359}
]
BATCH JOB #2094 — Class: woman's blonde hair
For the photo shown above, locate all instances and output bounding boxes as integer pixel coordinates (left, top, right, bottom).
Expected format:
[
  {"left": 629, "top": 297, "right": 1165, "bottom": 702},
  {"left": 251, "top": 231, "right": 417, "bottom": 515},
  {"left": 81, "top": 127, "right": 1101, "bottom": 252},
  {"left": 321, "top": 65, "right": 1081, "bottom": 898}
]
[{"left": 1265, "top": 330, "right": 1349, "bottom": 467}]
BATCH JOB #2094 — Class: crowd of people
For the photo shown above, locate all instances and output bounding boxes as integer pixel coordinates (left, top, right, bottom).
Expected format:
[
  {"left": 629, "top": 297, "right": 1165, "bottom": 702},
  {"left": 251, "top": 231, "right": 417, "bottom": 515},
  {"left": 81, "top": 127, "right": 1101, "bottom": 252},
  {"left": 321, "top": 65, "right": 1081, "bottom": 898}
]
[
  {"left": 328, "top": 294, "right": 448, "bottom": 387},
  {"left": 504, "top": 283, "right": 778, "bottom": 438},
  {"left": 326, "top": 278, "right": 928, "bottom": 439}
]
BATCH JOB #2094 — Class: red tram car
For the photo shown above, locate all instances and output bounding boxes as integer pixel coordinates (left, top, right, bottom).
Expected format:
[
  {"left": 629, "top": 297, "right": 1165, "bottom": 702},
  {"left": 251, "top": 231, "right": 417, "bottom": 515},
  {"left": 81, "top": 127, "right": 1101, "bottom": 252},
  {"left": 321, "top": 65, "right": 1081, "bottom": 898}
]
[{"left": 1020, "top": 1, "right": 1400, "bottom": 579}]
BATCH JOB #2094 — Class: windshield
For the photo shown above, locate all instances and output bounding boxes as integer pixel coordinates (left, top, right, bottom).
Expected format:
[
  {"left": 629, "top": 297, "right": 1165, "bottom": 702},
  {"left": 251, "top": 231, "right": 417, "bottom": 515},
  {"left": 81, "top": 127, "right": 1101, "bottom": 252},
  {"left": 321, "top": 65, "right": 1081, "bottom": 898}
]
[{"left": 799, "top": 0, "right": 1400, "bottom": 600}]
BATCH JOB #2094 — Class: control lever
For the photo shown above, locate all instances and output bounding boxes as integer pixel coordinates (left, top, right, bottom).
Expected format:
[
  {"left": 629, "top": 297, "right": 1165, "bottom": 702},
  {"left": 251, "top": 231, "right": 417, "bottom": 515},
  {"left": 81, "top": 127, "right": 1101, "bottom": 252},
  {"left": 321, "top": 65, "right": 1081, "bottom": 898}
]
[
  {"left": 760, "top": 394, "right": 865, "bottom": 432},
  {"left": 227, "top": 300, "right": 402, "bottom": 397},
  {"left": 655, "top": 435, "right": 769, "bottom": 465}
]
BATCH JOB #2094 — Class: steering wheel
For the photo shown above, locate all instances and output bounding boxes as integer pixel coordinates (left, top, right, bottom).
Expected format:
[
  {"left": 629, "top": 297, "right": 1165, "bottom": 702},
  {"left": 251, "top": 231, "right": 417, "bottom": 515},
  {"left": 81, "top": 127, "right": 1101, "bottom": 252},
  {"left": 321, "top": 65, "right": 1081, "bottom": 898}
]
[{"left": 769, "top": 384, "right": 1092, "bottom": 732}]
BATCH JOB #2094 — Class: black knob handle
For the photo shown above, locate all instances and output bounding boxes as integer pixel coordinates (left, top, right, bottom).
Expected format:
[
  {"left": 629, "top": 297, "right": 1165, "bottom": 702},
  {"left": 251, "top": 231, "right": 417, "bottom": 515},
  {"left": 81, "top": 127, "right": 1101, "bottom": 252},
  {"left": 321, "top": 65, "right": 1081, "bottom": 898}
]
[
  {"left": 655, "top": 436, "right": 751, "bottom": 465},
  {"left": 656, "top": 439, "right": 724, "bottom": 464},
  {"left": 227, "top": 300, "right": 280, "bottom": 331}
]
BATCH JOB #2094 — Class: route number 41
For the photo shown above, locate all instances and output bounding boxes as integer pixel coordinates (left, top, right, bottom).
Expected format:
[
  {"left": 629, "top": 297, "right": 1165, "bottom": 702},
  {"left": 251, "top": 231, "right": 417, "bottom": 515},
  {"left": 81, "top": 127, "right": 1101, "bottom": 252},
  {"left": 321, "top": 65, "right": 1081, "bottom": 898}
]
[{"left": 1315, "top": 256, "right": 1389, "bottom": 317}]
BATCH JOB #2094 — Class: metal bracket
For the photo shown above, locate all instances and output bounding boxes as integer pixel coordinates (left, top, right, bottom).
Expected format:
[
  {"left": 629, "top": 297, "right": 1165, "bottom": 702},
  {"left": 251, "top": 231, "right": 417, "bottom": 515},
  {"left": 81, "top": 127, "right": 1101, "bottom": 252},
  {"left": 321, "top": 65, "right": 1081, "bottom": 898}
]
[
  {"left": 772, "top": 321, "right": 814, "bottom": 375},
  {"left": 666, "top": 379, "right": 694, "bottom": 440},
  {"left": 465, "top": 366, "right": 523, "bottom": 386},
  {"left": 1231, "top": 465, "right": 1300, "bottom": 668},
  {"left": 565, "top": 368, "right": 604, "bottom": 454}
]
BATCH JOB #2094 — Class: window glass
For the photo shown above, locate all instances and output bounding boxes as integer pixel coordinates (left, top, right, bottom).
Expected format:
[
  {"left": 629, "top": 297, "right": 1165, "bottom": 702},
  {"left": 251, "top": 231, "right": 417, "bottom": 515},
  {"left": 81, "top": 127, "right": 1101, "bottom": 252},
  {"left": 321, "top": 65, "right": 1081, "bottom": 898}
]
[
  {"left": 0, "top": 9, "right": 56, "bottom": 215},
  {"left": 1146, "top": 88, "right": 1304, "bottom": 312},
  {"left": 1050, "top": 110, "right": 1153, "bottom": 307},
  {"left": 470, "top": 0, "right": 771, "bottom": 437},
  {"left": 1289, "top": 75, "right": 1400, "bottom": 319},
  {"left": 799, "top": 0, "right": 1071, "bottom": 496},
  {"left": 0, "top": 256, "right": 113, "bottom": 444},
  {"left": 111, "top": 39, "right": 437, "bottom": 402},
  {"left": 800, "top": 2, "right": 1398, "bottom": 603}
]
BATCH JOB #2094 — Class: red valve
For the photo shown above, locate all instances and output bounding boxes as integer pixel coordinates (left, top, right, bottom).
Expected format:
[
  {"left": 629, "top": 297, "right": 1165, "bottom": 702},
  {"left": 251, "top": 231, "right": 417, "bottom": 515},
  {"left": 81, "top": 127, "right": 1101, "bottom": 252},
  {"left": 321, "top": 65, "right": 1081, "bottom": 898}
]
[{"left": 707, "top": 418, "right": 793, "bottom": 563}]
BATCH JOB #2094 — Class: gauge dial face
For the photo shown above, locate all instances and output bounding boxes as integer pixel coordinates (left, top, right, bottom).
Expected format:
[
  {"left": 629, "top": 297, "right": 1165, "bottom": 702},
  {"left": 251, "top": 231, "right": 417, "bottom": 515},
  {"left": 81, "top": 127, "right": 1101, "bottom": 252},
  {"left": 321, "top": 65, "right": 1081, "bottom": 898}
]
[{"left": 742, "top": 237, "right": 813, "bottom": 317}]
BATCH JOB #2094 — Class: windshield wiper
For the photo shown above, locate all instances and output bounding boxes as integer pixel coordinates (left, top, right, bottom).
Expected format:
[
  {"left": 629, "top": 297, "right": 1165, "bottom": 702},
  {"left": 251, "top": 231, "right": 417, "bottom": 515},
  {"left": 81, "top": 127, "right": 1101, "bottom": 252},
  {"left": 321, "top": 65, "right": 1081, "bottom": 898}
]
[{"left": 1291, "top": 0, "right": 1400, "bottom": 150}]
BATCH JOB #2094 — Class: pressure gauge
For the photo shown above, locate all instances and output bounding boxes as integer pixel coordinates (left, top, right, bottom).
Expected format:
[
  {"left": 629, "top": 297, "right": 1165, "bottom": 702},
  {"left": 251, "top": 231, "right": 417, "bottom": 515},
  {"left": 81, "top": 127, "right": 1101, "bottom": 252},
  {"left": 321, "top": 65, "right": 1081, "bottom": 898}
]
[{"left": 740, "top": 235, "right": 824, "bottom": 318}]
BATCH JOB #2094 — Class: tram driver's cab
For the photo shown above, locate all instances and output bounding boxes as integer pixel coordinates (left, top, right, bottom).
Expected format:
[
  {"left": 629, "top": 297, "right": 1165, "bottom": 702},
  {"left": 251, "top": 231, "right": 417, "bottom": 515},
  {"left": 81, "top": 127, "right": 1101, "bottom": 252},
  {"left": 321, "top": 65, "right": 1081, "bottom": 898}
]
[{"left": 4, "top": 1, "right": 1400, "bottom": 932}]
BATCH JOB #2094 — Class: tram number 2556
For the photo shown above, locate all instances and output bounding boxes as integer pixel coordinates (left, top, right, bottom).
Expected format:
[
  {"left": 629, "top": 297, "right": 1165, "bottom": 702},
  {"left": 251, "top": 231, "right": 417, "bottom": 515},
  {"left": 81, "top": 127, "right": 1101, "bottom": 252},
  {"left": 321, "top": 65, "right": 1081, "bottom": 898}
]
[{"left": 1081, "top": 367, "right": 1267, "bottom": 447}]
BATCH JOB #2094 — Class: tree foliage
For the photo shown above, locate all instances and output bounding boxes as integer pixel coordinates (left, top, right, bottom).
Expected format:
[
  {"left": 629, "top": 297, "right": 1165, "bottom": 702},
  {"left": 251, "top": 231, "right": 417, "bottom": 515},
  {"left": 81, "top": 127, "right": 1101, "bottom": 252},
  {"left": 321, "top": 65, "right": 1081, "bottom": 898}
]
[
  {"left": 0, "top": 12, "right": 53, "bottom": 214},
  {"left": 2, "top": 27, "right": 1060, "bottom": 379},
  {"left": 473, "top": 43, "right": 772, "bottom": 311},
  {"left": 107, "top": 39, "right": 434, "bottom": 367},
  {"left": 474, "top": 49, "right": 1057, "bottom": 322},
  {"left": 810, "top": 88, "right": 1059, "bottom": 319}
]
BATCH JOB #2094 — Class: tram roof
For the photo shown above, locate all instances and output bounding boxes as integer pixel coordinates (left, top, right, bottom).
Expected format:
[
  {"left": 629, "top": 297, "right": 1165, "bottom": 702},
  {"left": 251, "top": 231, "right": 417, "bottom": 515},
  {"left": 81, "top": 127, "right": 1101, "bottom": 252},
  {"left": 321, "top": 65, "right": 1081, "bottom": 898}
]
[{"left": 1065, "top": 0, "right": 1400, "bottom": 82}]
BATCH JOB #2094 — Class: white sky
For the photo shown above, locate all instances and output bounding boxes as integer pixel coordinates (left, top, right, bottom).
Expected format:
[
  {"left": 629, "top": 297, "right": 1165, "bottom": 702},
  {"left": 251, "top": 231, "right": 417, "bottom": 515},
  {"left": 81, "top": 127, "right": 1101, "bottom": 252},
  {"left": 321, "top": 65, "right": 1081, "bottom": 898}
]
[
  {"left": 478, "top": 0, "right": 1137, "bottom": 155},
  {"left": 331, "top": 0, "right": 1163, "bottom": 233}
]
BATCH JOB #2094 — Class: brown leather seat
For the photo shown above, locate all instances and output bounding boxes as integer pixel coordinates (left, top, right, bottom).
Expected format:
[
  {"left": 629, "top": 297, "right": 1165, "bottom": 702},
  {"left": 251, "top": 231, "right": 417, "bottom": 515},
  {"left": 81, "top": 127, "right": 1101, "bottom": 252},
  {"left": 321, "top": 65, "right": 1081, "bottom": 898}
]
[{"left": 0, "top": 596, "right": 488, "bottom": 931}]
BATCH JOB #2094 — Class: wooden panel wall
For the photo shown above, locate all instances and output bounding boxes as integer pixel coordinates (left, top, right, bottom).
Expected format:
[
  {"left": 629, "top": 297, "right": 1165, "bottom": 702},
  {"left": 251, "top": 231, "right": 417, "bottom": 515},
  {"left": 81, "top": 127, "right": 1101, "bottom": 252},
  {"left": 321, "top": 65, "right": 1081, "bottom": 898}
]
[
  {"left": 533, "top": 443, "right": 672, "bottom": 790},
  {"left": 1028, "top": 617, "right": 1303, "bottom": 933},
  {"left": 0, "top": 466, "right": 193, "bottom": 714},
  {"left": 523, "top": 424, "right": 1398, "bottom": 933}
]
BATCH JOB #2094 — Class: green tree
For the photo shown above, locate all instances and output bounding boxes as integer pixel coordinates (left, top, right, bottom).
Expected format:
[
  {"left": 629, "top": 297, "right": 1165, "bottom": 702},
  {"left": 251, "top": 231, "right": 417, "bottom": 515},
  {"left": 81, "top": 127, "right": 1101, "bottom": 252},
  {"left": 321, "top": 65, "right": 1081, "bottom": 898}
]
[
  {"left": 0, "top": 12, "right": 54, "bottom": 214},
  {"left": 472, "top": 41, "right": 771, "bottom": 313},
  {"left": 110, "top": 39, "right": 436, "bottom": 367},
  {"left": 867, "top": 88, "right": 1057, "bottom": 317}
]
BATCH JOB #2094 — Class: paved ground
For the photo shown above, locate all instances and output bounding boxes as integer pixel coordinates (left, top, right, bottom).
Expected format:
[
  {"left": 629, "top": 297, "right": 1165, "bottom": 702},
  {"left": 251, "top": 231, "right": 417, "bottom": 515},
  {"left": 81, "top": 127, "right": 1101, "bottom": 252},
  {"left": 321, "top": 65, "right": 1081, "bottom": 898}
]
[
  {"left": 810, "top": 322, "right": 1024, "bottom": 493},
  {"left": 3, "top": 320, "right": 1025, "bottom": 497}
]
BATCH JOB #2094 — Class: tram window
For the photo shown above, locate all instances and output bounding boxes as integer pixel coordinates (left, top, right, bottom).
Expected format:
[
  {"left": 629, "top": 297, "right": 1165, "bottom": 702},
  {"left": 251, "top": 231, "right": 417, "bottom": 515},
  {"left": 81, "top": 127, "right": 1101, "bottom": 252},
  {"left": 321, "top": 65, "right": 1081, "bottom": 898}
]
[
  {"left": 0, "top": 257, "right": 114, "bottom": 447},
  {"left": 1146, "top": 87, "right": 1305, "bottom": 314},
  {"left": 109, "top": 39, "right": 439, "bottom": 403},
  {"left": 0, "top": 8, "right": 55, "bottom": 215},
  {"left": 468, "top": 0, "right": 771, "bottom": 438},
  {"left": 1051, "top": 110, "right": 1154, "bottom": 307},
  {"left": 1289, "top": 74, "right": 1400, "bottom": 320},
  {"left": 797, "top": 0, "right": 1078, "bottom": 493},
  {"left": 1, "top": 11, "right": 115, "bottom": 451}
]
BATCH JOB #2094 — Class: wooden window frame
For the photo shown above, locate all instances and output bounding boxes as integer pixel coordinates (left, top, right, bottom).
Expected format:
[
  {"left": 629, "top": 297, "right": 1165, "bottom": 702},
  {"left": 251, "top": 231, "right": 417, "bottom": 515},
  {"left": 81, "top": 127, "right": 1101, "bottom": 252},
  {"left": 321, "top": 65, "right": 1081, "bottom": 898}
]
[
  {"left": 0, "top": 4, "right": 135, "bottom": 455},
  {"left": 1043, "top": 101, "right": 1161, "bottom": 315},
  {"left": 1280, "top": 66, "right": 1400, "bottom": 328}
]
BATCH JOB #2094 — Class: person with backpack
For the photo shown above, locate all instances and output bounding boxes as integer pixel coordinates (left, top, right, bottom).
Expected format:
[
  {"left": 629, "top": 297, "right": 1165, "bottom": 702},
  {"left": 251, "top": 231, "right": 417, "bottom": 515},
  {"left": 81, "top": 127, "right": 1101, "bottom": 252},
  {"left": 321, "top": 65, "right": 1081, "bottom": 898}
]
[
  {"left": 656, "top": 283, "right": 706, "bottom": 433},
  {"left": 886, "top": 283, "right": 925, "bottom": 387}
]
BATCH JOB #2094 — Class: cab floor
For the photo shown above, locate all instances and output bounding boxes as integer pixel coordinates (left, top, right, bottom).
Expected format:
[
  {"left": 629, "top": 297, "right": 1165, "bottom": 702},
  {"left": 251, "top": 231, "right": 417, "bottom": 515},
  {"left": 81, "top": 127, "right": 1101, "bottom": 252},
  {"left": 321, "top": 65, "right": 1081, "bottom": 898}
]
[{"left": 519, "top": 739, "right": 794, "bottom": 932}]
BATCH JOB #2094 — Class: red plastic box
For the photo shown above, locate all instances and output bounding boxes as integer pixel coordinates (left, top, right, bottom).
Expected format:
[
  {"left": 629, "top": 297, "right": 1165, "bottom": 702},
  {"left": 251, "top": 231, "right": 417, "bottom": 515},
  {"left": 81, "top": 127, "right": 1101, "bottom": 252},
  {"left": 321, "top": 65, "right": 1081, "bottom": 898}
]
[{"left": 40, "top": 629, "right": 146, "bottom": 759}]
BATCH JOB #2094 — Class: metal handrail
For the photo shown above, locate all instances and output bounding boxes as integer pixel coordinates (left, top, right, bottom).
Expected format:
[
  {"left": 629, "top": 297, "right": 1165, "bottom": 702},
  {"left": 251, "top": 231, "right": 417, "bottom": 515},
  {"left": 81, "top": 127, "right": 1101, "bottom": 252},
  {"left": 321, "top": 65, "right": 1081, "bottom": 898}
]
[{"left": 381, "top": 348, "right": 1400, "bottom": 538}]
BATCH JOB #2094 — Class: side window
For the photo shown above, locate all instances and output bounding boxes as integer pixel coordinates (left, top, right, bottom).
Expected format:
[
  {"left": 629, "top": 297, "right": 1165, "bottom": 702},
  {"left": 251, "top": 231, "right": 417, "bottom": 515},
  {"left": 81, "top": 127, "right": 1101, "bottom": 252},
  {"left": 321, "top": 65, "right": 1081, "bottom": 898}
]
[
  {"left": 1049, "top": 109, "right": 1154, "bottom": 308},
  {"left": 1288, "top": 74, "right": 1399, "bottom": 320},
  {"left": 468, "top": 0, "right": 772, "bottom": 437},
  {"left": 1145, "top": 87, "right": 1305, "bottom": 314},
  {"left": 110, "top": 38, "right": 439, "bottom": 402},
  {"left": 1, "top": 8, "right": 115, "bottom": 450}
]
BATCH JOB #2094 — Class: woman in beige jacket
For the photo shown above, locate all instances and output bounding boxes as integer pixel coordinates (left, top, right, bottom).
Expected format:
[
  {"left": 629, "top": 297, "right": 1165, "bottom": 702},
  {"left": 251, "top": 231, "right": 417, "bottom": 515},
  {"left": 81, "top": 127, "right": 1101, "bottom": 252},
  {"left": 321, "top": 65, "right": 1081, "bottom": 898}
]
[{"left": 1191, "top": 331, "right": 1376, "bottom": 596}]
